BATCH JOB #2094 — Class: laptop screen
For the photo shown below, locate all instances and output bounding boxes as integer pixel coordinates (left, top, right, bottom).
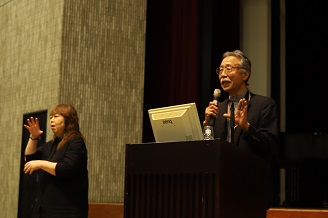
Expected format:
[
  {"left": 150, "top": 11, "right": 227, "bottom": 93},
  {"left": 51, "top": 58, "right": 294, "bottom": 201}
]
[{"left": 148, "top": 103, "right": 204, "bottom": 143}]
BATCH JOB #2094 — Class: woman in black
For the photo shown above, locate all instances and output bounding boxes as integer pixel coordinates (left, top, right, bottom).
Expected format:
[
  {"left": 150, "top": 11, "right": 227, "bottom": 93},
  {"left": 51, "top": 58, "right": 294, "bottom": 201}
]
[{"left": 24, "top": 104, "right": 88, "bottom": 218}]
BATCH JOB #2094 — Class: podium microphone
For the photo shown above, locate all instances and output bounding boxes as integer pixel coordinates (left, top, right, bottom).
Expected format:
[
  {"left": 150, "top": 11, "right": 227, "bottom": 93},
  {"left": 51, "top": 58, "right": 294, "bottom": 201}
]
[
  {"left": 209, "top": 89, "right": 221, "bottom": 126},
  {"left": 204, "top": 89, "right": 221, "bottom": 140}
]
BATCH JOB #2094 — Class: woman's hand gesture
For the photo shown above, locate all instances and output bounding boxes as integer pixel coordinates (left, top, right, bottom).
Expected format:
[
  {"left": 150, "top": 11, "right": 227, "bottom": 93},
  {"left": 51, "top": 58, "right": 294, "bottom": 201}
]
[{"left": 24, "top": 117, "right": 44, "bottom": 138}]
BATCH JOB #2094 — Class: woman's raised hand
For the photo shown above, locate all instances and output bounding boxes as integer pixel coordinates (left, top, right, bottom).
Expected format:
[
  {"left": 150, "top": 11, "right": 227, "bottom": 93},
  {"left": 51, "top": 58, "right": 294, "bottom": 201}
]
[{"left": 24, "top": 117, "right": 44, "bottom": 138}]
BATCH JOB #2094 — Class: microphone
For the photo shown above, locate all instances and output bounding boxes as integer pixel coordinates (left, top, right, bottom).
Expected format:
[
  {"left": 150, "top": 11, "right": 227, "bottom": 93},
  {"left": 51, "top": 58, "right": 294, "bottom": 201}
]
[{"left": 209, "top": 89, "right": 221, "bottom": 126}]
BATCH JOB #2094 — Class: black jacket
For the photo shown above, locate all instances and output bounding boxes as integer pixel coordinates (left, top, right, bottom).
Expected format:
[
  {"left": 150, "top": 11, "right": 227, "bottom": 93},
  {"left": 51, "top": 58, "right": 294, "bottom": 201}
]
[
  {"left": 26, "top": 135, "right": 88, "bottom": 218},
  {"left": 213, "top": 91, "right": 279, "bottom": 208}
]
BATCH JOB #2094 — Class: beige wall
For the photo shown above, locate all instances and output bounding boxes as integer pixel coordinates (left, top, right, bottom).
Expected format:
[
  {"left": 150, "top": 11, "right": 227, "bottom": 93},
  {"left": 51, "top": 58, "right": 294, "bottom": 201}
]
[
  {"left": 0, "top": 0, "right": 146, "bottom": 217},
  {"left": 240, "top": 0, "right": 271, "bottom": 97}
]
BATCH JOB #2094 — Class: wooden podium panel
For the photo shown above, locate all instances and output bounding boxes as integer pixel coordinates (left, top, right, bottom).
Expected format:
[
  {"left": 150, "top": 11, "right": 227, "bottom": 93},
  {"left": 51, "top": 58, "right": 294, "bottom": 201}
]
[
  {"left": 267, "top": 208, "right": 328, "bottom": 218},
  {"left": 88, "top": 203, "right": 123, "bottom": 218},
  {"left": 124, "top": 139, "right": 266, "bottom": 218}
]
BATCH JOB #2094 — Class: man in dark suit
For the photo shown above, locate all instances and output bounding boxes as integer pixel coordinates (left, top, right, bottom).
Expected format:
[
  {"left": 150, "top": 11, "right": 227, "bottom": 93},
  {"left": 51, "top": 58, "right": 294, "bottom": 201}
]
[{"left": 203, "top": 50, "right": 279, "bottom": 209}]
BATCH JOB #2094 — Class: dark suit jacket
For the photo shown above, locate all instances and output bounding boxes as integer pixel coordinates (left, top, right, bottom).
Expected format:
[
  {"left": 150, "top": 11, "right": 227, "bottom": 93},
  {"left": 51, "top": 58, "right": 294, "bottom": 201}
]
[{"left": 213, "top": 91, "right": 279, "bottom": 208}]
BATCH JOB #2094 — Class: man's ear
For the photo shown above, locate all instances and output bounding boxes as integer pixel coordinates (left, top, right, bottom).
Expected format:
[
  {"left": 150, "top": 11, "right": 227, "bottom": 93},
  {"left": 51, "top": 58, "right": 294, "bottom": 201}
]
[{"left": 243, "top": 71, "right": 249, "bottom": 80}]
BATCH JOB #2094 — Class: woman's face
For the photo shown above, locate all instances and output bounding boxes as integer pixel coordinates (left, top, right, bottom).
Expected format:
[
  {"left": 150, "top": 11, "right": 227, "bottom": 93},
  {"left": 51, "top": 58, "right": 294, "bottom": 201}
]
[{"left": 50, "top": 114, "right": 65, "bottom": 137}]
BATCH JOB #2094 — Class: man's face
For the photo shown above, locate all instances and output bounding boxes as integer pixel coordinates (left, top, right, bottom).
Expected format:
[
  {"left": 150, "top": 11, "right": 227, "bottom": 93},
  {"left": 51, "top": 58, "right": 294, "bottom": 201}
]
[{"left": 218, "top": 56, "right": 247, "bottom": 95}]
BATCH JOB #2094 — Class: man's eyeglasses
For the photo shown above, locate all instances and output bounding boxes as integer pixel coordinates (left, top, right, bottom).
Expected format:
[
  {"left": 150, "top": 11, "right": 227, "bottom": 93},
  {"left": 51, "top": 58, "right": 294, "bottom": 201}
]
[{"left": 216, "top": 65, "right": 243, "bottom": 76}]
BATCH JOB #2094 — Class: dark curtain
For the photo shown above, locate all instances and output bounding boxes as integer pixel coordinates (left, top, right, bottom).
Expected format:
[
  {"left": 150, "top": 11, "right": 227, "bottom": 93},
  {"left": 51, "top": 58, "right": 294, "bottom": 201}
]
[
  {"left": 144, "top": 0, "right": 200, "bottom": 107},
  {"left": 142, "top": 0, "right": 201, "bottom": 143},
  {"left": 285, "top": 1, "right": 328, "bottom": 133},
  {"left": 282, "top": 1, "right": 328, "bottom": 208}
]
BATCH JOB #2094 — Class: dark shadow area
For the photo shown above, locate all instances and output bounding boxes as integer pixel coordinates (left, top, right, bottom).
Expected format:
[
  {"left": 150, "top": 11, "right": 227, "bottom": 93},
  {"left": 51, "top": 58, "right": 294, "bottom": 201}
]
[
  {"left": 143, "top": 0, "right": 328, "bottom": 210},
  {"left": 18, "top": 110, "right": 47, "bottom": 218},
  {"left": 279, "top": 133, "right": 328, "bottom": 208}
]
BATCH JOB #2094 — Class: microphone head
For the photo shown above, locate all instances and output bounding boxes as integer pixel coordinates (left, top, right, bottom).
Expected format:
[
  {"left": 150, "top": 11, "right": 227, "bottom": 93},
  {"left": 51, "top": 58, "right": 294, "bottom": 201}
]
[
  {"left": 210, "top": 89, "right": 221, "bottom": 126},
  {"left": 213, "top": 89, "right": 221, "bottom": 98}
]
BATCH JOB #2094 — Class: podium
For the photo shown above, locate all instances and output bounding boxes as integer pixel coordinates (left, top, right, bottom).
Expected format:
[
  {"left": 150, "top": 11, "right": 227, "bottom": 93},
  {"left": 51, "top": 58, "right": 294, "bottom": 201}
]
[{"left": 124, "top": 139, "right": 266, "bottom": 218}]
